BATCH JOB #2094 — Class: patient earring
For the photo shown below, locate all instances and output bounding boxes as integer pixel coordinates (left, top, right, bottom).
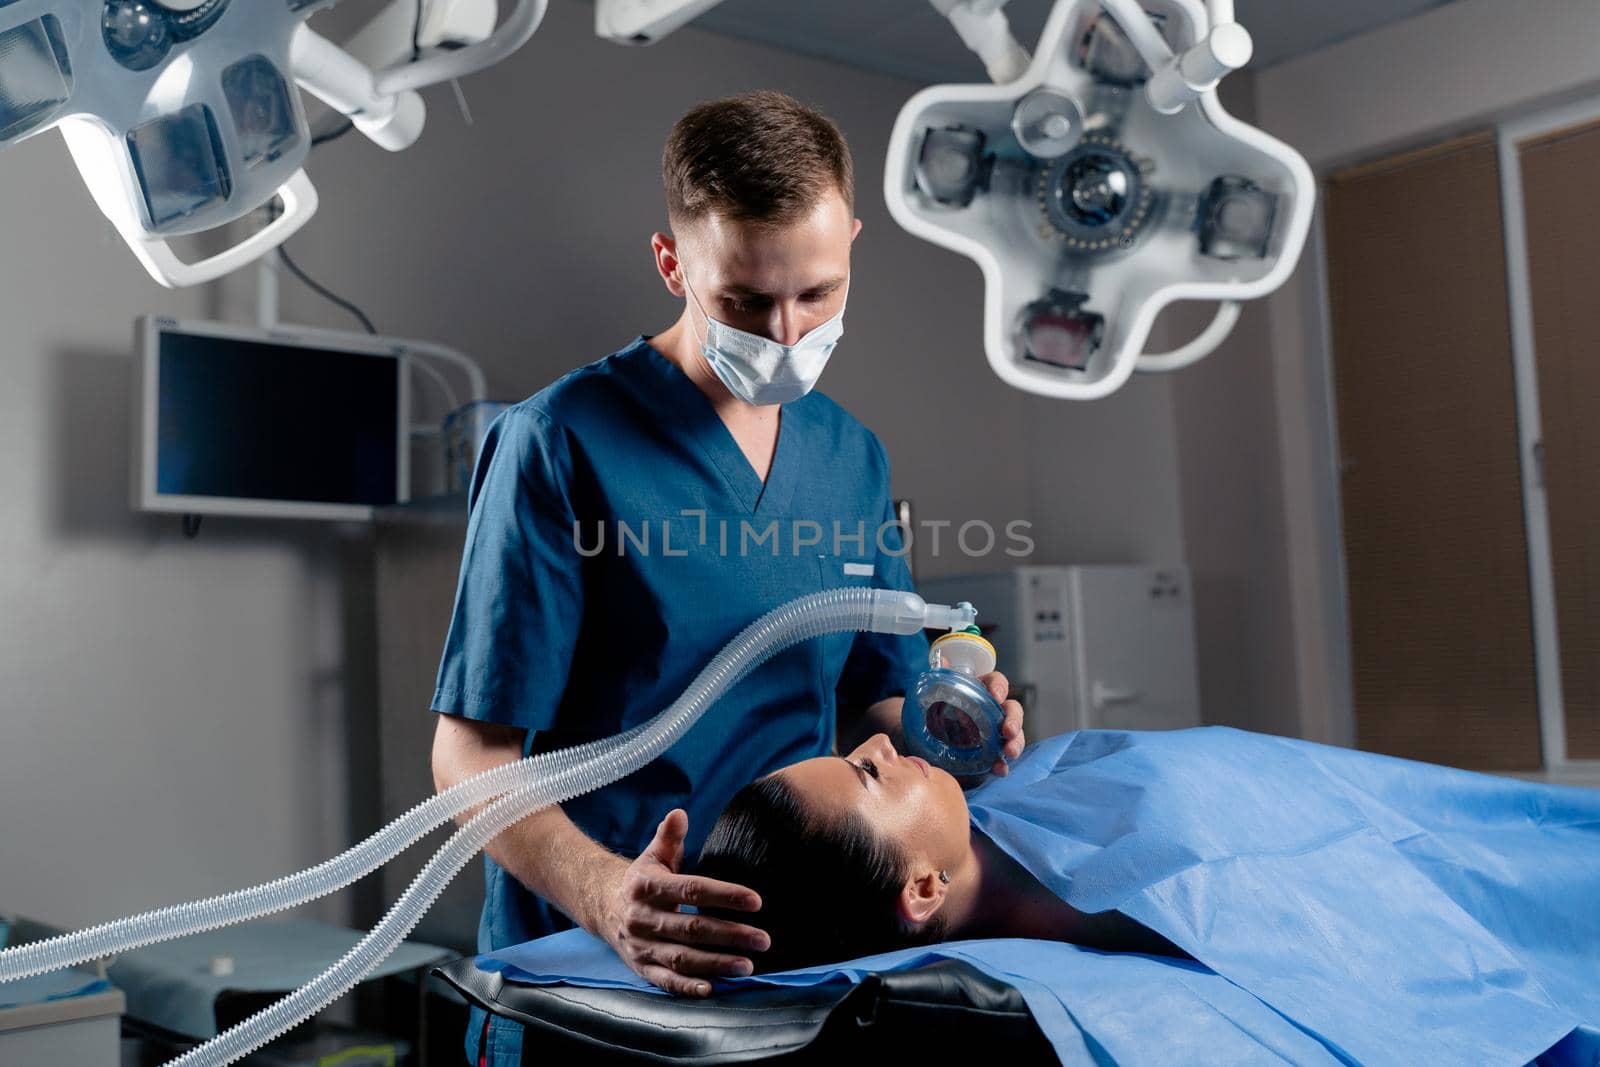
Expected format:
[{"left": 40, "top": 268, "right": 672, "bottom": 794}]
[{"left": 938, "top": 870, "right": 951, "bottom": 885}]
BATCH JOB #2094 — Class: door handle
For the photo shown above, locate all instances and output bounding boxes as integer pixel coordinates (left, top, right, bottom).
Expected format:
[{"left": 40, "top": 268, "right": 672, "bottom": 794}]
[{"left": 1092, "top": 681, "right": 1142, "bottom": 710}]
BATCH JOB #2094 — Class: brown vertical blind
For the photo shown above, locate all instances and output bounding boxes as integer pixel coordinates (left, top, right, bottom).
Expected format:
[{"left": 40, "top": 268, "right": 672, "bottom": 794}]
[
  {"left": 1518, "top": 121, "right": 1600, "bottom": 761},
  {"left": 1324, "top": 132, "right": 1542, "bottom": 770}
]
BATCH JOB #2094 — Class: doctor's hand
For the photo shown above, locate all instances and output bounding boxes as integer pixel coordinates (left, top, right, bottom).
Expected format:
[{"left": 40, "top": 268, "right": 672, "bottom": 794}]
[
  {"left": 980, "top": 669, "right": 1026, "bottom": 777},
  {"left": 600, "top": 808, "right": 769, "bottom": 998}
]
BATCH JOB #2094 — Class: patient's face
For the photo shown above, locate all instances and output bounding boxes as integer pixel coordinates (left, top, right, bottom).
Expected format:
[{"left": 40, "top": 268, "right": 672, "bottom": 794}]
[{"left": 776, "top": 733, "right": 970, "bottom": 873}]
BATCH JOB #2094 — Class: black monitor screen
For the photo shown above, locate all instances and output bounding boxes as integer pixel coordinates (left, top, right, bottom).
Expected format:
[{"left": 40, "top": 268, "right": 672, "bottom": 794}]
[{"left": 156, "top": 330, "right": 400, "bottom": 507}]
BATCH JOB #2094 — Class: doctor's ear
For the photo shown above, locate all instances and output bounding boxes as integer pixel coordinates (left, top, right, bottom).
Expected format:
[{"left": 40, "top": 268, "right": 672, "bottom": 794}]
[
  {"left": 851, "top": 217, "right": 863, "bottom": 242},
  {"left": 652, "top": 232, "right": 684, "bottom": 295},
  {"left": 896, "top": 868, "right": 948, "bottom": 931}
]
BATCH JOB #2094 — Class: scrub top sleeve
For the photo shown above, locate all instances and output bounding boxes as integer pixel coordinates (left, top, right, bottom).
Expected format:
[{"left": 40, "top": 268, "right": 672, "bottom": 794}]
[
  {"left": 833, "top": 459, "right": 930, "bottom": 715},
  {"left": 431, "top": 407, "right": 584, "bottom": 733}
]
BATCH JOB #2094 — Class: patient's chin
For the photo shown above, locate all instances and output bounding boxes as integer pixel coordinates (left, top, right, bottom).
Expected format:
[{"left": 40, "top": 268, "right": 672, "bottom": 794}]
[{"left": 934, "top": 764, "right": 970, "bottom": 812}]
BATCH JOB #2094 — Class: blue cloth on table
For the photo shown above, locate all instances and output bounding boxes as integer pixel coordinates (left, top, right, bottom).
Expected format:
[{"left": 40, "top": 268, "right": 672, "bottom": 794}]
[
  {"left": 0, "top": 918, "right": 114, "bottom": 1012},
  {"left": 0, "top": 969, "right": 112, "bottom": 1012},
  {"left": 475, "top": 728, "right": 1600, "bottom": 1066}
]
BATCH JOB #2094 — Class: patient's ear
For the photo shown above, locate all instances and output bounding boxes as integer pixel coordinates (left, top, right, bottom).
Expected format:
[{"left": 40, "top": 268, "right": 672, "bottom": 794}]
[{"left": 897, "top": 869, "right": 947, "bottom": 929}]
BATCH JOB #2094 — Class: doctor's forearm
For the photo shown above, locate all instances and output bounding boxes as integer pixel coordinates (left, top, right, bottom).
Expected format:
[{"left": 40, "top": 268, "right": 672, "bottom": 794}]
[
  {"left": 431, "top": 715, "right": 627, "bottom": 935},
  {"left": 481, "top": 805, "right": 629, "bottom": 935},
  {"left": 439, "top": 765, "right": 626, "bottom": 933}
]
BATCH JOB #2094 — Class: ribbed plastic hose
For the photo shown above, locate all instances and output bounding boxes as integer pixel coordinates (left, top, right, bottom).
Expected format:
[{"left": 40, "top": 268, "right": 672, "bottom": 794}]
[
  {"left": 169, "top": 754, "right": 632, "bottom": 1064},
  {"left": 0, "top": 723, "right": 644, "bottom": 982},
  {"left": 164, "top": 586, "right": 948, "bottom": 1066},
  {"left": 1, "top": 588, "right": 965, "bottom": 1067}
]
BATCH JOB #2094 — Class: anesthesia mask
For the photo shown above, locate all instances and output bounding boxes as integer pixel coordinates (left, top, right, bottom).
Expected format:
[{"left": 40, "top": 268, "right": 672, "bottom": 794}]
[{"left": 903, "top": 609, "right": 1009, "bottom": 776}]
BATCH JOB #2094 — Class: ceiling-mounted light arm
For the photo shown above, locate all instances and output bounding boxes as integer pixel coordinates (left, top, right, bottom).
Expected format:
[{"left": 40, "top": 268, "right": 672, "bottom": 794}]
[
  {"left": 343, "top": 0, "right": 499, "bottom": 73},
  {"left": 1135, "top": 301, "right": 1241, "bottom": 373},
  {"left": 1146, "top": 20, "right": 1251, "bottom": 113},
  {"left": 291, "top": 25, "right": 425, "bottom": 151},
  {"left": 1094, "top": 0, "right": 1176, "bottom": 70},
  {"left": 372, "top": 0, "right": 548, "bottom": 94},
  {"left": 594, "top": 0, "right": 729, "bottom": 44},
  {"left": 928, "top": 0, "right": 1032, "bottom": 85},
  {"left": 1096, "top": 0, "right": 1251, "bottom": 113}
]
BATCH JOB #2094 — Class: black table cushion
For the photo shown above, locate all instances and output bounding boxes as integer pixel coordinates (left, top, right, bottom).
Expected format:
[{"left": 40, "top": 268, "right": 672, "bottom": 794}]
[{"left": 433, "top": 955, "right": 1059, "bottom": 1065}]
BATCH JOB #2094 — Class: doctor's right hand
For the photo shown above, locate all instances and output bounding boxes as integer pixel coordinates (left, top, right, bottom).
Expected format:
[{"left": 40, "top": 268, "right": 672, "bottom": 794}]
[{"left": 599, "top": 808, "right": 770, "bottom": 997}]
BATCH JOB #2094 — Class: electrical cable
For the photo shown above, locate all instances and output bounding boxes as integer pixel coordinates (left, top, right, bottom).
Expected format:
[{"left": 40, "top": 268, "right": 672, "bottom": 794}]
[
  {"left": 310, "top": 120, "right": 356, "bottom": 147},
  {"left": 276, "top": 244, "right": 377, "bottom": 335}
]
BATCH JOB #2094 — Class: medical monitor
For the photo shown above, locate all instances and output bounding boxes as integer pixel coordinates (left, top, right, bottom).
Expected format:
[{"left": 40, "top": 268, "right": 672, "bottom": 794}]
[{"left": 134, "top": 316, "right": 411, "bottom": 521}]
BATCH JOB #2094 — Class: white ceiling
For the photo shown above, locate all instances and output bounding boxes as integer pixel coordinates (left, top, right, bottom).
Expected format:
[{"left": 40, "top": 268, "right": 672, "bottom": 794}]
[{"left": 677, "top": 0, "right": 1459, "bottom": 83}]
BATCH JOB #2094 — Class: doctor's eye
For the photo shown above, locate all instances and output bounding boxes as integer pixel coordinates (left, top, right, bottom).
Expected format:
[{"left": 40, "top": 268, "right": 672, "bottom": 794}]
[{"left": 858, "top": 758, "right": 880, "bottom": 780}]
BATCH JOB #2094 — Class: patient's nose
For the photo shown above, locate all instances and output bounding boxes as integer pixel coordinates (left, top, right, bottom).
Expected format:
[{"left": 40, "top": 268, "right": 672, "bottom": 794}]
[{"left": 867, "top": 733, "right": 899, "bottom": 764}]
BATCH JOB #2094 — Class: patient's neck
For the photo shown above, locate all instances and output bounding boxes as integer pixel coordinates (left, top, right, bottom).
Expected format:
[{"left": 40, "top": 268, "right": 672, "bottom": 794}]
[
  {"left": 941, "top": 828, "right": 1075, "bottom": 942},
  {"left": 943, "top": 828, "right": 1190, "bottom": 957}
]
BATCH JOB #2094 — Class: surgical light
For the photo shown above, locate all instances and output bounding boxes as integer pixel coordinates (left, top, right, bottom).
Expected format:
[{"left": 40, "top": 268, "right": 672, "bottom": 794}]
[
  {"left": 886, "top": 0, "right": 1315, "bottom": 399},
  {"left": 0, "top": 1, "right": 547, "bottom": 288},
  {"left": 915, "top": 125, "right": 990, "bottom": 207},
  {"left": 1075, "top": 7, "right": 1169, "bottom": 86},
  {"left": 0, "top": 17, "right": 70, "bottom": 142},
  {"left": 1010, "top": 86, "right": 1083, "bottom": 158},
  {"left": 1020, "top": 288, "right": 1103, "bottom": 370},
  {"left": 1195, "top": 173, "right": 1276, "bottom": 260},
  {"left": 101, "top": 2, "right": 172, "bottom": 71},
  {"left": 1040, "top": 133, "right": 1156, "bottom": 252}
]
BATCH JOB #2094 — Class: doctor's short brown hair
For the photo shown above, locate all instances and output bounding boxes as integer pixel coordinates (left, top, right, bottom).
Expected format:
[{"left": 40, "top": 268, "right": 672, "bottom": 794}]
[{"left": 663, "top": 90, "right": 854, "bottom": 230}]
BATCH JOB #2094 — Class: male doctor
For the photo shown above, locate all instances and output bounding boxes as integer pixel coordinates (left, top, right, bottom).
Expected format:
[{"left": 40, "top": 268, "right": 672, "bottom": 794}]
[{"left": 430, "top": 90, "right": 1025, "bottom": 1066}]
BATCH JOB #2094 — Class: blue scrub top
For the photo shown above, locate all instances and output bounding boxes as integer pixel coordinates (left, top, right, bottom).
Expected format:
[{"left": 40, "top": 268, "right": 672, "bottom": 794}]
[{"left": 433, "top": 336, "right": 929, "bottom": 955}]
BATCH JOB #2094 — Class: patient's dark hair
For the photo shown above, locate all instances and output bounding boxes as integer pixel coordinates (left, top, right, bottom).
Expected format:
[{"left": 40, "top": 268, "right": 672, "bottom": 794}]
[{"left": 696, "top": 774, "right": 947, "bottom": 972}]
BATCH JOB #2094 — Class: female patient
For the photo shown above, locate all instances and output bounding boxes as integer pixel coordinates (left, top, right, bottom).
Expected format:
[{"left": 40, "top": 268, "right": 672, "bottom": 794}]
[
  {"left": 494, "top": 727, "right": 1595, "bottom": 1062},
  {"left": 695, "top": 733, "right": 1185, "bottom": 972}
]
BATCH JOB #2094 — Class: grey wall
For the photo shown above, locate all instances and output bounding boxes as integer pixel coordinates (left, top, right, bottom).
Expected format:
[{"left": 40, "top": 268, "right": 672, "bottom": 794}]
[
  {"left": 1167, "top": 297, "right": 1299, "bottom": 736},
  {"left": 0, "top": 132, "right": 363, "bottom": 930},
  {"left": 1164, "top": 74, "right": 1301, "bottom": 736}
]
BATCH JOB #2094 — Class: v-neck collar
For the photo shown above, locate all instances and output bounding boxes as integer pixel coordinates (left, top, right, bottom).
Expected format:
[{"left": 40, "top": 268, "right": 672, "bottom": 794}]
[{"left": 633, "top": 338, "right": 799, "bottom": 516}]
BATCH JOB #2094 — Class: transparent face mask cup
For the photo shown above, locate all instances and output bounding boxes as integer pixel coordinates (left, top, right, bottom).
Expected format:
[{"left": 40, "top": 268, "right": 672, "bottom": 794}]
[{"left": 902, "top": 612, "right": 1009, "bottom": 776}]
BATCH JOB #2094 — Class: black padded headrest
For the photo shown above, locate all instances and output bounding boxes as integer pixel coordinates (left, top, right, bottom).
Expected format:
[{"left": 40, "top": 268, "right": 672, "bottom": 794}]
[{"left": 434, "top": 955, "right": 1058, "bottom": 1065}]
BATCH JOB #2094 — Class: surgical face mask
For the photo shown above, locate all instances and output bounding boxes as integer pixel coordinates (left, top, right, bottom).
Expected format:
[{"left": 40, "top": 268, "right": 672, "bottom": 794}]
[{"left": 681, "top": 268, "right": 847, "bottom": 406}]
